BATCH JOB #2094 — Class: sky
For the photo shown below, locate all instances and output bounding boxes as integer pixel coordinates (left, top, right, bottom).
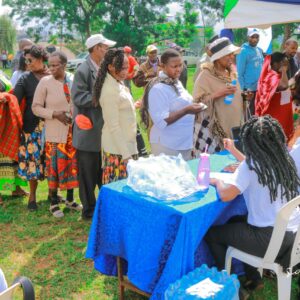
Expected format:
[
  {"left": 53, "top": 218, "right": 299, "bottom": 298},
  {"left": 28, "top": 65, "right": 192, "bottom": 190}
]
[{"left": 0, "top": 0, "right": 11, "bottom": 16}]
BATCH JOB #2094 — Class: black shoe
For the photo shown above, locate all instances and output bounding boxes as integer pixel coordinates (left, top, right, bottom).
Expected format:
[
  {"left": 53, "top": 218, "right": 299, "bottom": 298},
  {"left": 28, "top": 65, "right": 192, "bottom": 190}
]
[
  {"left": 81, "top": 209, "right": 94, "bottom": 220},
  {"left": 239, "top": 287, "right": 250, "bottom": 300},
  {"left": 244, "top": 278, "right": 264, "bottom": 291},
  {"left": 27, "top": 201, "right": 37, "bottom": 211}
]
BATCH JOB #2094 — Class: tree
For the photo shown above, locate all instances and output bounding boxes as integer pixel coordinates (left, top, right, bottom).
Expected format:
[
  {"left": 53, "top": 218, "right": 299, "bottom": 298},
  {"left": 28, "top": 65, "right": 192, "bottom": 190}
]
[
  {"left": 0, "top": 16, "right": 17, "bottom": 53},
  {"left": 4, "top": 0, "right": 107, "bottom": 40},
  {"left": 102, "top": 0, "right": 172, "bottom": 54}
]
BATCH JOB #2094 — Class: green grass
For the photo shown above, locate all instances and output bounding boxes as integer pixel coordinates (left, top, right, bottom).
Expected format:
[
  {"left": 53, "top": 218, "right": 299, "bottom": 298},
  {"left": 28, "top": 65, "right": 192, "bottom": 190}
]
[{"left": 0, "top": 66, "right": 299, "bottom": 299}]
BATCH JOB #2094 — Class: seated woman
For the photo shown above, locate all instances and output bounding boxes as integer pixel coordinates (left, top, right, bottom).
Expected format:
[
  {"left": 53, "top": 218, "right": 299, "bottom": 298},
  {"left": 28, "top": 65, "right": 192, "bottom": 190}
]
[
  {"left": 255, "top": 52, "right": 294, "bottom": 140},
  {"left": 205, "top": 116, "right": 300, "bottom": 297},
  {"left": 93, "top": 48, "right": 138, "bottom": 184},
  {"left": 141, "top": 49, "right": 205, "bottom": 160}
]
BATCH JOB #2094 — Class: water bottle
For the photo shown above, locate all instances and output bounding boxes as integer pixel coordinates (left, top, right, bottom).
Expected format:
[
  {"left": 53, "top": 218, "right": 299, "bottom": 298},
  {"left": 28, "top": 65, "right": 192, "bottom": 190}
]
[
  {"left": 224, "top": 79, "right": 237, "bottom": 105},
  {"left": 197, "top": 153, "right": 210, "bottom": 191}
]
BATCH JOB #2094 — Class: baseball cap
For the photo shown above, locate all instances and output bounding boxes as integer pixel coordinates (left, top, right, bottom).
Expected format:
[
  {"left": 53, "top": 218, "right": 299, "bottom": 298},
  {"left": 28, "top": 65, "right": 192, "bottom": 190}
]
[
  {"left": 124, "top": 46, "right": 132, "bottom": 53},
  {"left": 85, "top": 34, "right": 116, "bottom": 49},
  {"left": 247, "top": 28, "right": 260, "bottom": 37},
  {"left": 146, "top": 45, "right": 158, "bottom": 53}
]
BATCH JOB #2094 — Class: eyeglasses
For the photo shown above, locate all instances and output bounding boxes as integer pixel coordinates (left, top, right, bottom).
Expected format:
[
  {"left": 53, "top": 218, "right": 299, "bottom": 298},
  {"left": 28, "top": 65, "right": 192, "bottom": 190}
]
[{"left": 25, "top": 58, "right": 33, "bottom": 65}]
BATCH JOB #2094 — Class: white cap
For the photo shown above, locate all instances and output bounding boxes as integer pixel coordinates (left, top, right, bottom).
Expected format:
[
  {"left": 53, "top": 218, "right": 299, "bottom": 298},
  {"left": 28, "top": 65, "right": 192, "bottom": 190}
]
[
  {"left": 247, "top": 28, "right": 260, "bottom": 37},
  {"left": 85, "top": 34, "right": 116, "bottom": 49}
]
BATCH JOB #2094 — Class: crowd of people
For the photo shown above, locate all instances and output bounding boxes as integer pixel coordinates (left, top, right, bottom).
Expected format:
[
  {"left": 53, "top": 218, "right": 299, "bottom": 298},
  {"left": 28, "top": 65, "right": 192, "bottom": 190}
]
[{"left": 1, "top": 30, "right": 300, "bottom": 298}]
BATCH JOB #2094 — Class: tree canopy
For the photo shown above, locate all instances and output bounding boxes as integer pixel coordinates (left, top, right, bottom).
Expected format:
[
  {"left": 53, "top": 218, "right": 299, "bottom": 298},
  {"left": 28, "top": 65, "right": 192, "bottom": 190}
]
[{"left": 0, "top": 16, "right": 17, "bottom": 53}]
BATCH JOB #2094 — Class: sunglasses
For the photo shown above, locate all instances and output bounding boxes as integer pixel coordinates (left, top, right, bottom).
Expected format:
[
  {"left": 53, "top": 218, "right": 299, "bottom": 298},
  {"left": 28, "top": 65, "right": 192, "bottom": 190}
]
[{"left": 25, "top": 58, "right": 34, "bottom": 65}]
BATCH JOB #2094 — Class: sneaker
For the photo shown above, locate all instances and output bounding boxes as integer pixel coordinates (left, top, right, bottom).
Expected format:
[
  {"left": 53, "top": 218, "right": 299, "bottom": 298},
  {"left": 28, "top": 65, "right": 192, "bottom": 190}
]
[{"left": 27, "top": 201, "right": 38, "bottom": 211}]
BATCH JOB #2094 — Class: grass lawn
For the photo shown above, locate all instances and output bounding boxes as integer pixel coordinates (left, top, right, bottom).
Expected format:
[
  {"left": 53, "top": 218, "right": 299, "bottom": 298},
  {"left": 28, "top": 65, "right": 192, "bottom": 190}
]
[{"left": 0, "top": 66, "right": 299, "bottom": 299}]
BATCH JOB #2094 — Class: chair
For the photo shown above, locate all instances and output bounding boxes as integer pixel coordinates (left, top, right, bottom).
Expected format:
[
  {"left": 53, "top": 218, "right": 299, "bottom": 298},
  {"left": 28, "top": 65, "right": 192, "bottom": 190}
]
[
  {"left": 225, "top": 195, "right": 300, "bottom": 300},
  {"left": 0, "top": 276, "right": 35, "bottom": 300}
]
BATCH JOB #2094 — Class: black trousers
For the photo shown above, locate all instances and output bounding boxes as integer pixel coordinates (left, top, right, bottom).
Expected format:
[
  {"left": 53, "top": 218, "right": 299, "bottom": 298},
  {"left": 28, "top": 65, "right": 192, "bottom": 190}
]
[
  {"left": 76, "top": 150, "right": 102, "bottom": 216},
  {"left": 205, "top": 221, "right": 295, "bottom": 280}
]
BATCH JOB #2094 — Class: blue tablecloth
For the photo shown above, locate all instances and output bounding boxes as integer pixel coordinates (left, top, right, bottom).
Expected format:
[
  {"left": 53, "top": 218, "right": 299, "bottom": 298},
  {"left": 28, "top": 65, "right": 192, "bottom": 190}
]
[{"left": 86, "top": 152, "right": 247, "bottom": 300}]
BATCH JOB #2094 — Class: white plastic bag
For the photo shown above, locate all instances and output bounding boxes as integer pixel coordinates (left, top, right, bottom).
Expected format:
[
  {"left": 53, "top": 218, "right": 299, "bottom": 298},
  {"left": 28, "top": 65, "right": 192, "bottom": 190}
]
[{"left": 127, "top": 154, "right": 201, "bottom": 201}]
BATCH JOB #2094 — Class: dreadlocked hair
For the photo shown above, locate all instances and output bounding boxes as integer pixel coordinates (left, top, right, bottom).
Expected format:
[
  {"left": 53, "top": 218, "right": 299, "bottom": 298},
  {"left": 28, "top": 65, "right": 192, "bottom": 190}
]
[
  {"left": 241, "top": 115, "right": 300, "bottom": 203},
  {"left": 92, "top": 48, "right": 125, "bottom": 106},
  {"left": 140, "top": 49, "right": 181, "bottom": 128}
]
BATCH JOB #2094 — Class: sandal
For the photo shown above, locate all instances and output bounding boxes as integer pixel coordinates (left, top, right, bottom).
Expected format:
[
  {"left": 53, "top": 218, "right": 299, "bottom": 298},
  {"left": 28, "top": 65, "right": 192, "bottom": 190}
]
[
  {"left": 65, "top": 201, "right": 82, "bottom": 211},
  {"left": 12, "top": 189, "right": 29, "bottom": 197},
  {"left": 47, "top": 195, "right": 66, "bottom": 204},
  {"left": 49, "top": 204, "right": 64, "bottom": 218}
]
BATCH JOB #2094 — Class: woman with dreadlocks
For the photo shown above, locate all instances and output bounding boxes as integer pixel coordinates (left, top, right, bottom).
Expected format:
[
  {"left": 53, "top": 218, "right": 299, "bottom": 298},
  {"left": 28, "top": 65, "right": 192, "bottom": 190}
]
[
  {"left": 140, "top": 49, "right": 206, "bottom": 160},
  {"left": 205, "top": 115, "right": 300, "bottom": 298},
  {"left": 93, "top": 48, "right": 138, "bottom": 184}
]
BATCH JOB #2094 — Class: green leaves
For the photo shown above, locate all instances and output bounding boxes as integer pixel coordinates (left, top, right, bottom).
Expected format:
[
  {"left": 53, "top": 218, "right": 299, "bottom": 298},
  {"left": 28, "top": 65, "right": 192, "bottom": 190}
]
[{"left": 0, "top": 16, "right": 16, "bottom": 53}]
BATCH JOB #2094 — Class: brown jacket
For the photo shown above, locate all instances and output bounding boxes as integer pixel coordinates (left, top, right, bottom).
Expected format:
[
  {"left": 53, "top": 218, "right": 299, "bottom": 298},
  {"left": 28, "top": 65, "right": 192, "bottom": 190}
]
[
  {"left": 132, "top": 58, "right": 162, "bottom": 88},
  {"left": 193, "top": 62, "right": 243, "bottom": 138},
  {"left": 32, "top": 75, "right": 73, "bottom": 143}
]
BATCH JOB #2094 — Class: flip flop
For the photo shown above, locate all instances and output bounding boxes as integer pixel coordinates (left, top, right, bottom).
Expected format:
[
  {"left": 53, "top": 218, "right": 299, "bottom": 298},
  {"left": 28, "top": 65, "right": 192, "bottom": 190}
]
[{"left": 12, "top": 190, "right": 29, "bottom": 197}]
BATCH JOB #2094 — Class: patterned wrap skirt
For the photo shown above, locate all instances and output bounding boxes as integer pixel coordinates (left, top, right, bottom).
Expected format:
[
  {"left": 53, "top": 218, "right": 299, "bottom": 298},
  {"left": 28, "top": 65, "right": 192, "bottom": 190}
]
[
  {"left": 18, "top": 122, "right": 45, "bottom": 181},
  {"left": 102, "top": 151, "right": 137, "bottom": 185},
  {"left": 0, "top": 153, "right": 27, "bottom": 191},
  {"left": 45, "top": 128, "right": 78, "bottom": 190}
]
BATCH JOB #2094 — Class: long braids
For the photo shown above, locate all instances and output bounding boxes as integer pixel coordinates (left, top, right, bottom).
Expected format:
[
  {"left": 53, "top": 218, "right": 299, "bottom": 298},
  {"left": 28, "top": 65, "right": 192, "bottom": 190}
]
[
  {"left": 241, "top": 115, "right": 300, "bottom": 202},
  {"left": 92, "top": 48, "right": 125, "bottom": 106},
  {"left": 140, "top": 48, "right": 182, "bottom": 129}
]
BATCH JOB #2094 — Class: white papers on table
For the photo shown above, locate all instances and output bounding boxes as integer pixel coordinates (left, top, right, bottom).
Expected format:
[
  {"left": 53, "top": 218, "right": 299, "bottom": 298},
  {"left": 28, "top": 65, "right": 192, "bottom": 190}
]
[
  {"left": 185, "top": 278, "right": 224, "bottom": 297},
  {"left": 210, "top": 172, "right": 234, "bottom": 184}
]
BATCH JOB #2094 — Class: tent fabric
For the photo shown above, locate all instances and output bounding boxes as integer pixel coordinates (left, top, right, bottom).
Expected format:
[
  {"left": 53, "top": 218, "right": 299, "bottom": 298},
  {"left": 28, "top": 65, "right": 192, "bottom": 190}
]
[{"left": 224, "top": 0, "right": 300, "bottom": 29}]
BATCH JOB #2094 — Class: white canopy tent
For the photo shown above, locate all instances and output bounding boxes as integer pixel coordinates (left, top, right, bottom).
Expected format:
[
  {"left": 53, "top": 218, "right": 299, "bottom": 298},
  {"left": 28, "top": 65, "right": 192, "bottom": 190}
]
[{"left": 224, "top": 0, "right": 300, "bottom": 29}]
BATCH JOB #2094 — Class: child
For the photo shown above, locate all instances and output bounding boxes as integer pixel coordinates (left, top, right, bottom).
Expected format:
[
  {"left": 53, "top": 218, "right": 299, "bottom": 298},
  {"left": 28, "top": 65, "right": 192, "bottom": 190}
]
[{"left": 205, "top": 115, "right": 300, "bottom": 299}]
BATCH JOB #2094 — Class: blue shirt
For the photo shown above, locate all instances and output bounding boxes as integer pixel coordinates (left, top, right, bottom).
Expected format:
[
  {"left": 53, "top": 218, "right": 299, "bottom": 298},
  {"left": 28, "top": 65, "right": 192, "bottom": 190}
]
[
  {"left": 148, "top": 72, "right": 194, "bottom": 150},
  {"left": 237, "top": 43, "right": 264, "bottom": 91}
]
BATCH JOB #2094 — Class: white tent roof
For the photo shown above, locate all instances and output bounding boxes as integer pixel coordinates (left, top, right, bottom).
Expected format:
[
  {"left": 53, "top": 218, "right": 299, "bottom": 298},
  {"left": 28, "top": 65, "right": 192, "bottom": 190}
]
[{"left": 225, "top": 0, "right": 300, "bottom": 29}]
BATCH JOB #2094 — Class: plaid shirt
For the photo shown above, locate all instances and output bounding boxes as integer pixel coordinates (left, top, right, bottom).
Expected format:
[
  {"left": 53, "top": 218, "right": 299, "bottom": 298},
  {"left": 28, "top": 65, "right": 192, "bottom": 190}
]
[{"left": 0, "top": 92, "right": 23, "bottom": 161}]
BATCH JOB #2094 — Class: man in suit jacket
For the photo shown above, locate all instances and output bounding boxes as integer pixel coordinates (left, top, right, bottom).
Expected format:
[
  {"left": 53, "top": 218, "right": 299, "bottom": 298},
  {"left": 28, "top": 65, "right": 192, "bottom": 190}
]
[{"left": 71, "top": 34, "right": 116, "bottom": 219}]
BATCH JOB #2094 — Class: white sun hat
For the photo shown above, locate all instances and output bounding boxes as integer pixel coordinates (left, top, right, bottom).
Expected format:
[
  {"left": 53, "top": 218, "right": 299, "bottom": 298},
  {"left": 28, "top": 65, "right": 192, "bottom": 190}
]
[{"left": 209, "top": 37, "right": 240, "bottom": 62}]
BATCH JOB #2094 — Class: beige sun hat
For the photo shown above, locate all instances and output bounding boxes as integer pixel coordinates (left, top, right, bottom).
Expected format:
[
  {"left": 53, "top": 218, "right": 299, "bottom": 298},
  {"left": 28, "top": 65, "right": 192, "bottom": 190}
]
[{"left": 209, "top": 37, "right": 240, "bottom": 62}]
